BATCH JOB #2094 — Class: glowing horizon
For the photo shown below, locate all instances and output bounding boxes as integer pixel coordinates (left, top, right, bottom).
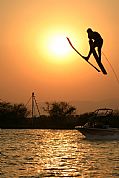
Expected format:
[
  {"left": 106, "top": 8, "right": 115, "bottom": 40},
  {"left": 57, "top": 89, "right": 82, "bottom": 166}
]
[{"left": 1, "top": 0, "right": 119, "bottom": 107}]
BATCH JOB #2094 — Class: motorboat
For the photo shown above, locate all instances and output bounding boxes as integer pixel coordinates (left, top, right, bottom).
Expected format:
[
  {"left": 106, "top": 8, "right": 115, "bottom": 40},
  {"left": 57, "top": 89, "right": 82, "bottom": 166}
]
[{"left": 75, "top": 108, "right": 119, "bottom": 139}]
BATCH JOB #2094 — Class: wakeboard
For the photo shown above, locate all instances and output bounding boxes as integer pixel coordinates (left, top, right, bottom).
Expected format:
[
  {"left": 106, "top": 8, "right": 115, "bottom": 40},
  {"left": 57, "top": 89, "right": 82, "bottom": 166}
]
[{"left": 67, "top": 37, "right": 107, "bottom": 74}]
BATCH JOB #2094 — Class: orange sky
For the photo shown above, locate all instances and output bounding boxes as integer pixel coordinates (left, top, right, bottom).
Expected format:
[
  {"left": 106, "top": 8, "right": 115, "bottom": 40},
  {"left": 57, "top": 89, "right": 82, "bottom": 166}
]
[{"left": 1, "top": 0, "right": 119, "bottom": 108}]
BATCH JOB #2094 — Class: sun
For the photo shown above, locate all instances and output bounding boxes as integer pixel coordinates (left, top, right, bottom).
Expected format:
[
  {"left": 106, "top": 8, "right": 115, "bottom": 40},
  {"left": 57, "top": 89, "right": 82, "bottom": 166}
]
[
  {"left": 48, "top": 34, "right": 71, "bottom": 58},
  {"left": 36, "top": 29, "right": 81, "bottom": 64}
]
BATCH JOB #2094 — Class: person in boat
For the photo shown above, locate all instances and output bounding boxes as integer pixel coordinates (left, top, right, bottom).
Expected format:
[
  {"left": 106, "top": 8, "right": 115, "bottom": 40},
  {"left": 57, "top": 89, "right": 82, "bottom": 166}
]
[{"left": 84, "top": 28, "right": 103, "bottom": 63}]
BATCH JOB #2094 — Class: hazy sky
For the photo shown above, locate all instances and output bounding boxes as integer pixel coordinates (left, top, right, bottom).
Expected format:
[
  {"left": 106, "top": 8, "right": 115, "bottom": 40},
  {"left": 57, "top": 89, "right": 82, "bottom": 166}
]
[{"left": 1, "top": 0, "right": 119, "bottom": 105}]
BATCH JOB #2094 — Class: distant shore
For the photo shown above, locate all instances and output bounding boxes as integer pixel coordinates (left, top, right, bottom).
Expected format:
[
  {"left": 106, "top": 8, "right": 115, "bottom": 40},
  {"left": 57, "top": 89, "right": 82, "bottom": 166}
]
[
  {"left": 1, "top": 114, "right": 119, "bottom": 129},
  {"left": 0, "top": 115, "right": 80, "bottom": 129},
  {"left": 0, "top": 101, "right": 119, "bottom": 129}
]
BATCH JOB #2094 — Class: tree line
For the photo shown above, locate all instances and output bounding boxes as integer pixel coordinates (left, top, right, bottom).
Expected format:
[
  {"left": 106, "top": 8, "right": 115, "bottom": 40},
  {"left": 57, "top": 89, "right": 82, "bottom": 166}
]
[{"left": 0, "top": 101, "right": 119, "bottom": 128}]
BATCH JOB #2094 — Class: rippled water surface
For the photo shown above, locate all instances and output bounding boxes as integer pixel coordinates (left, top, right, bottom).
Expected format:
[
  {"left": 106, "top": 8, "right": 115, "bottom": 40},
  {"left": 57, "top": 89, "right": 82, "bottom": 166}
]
[{"left": 0, "top": 129, "right": 119, "bottom": 178}]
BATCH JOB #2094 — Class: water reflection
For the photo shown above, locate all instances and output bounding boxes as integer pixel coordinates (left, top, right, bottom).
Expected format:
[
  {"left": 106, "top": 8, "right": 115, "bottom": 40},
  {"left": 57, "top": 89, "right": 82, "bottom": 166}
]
[
  {"left": 36, "top": 130, "right": 82, "bottom": 177},
  {"left": 0, "top": 129, "right": 119, "bottom": 177}
]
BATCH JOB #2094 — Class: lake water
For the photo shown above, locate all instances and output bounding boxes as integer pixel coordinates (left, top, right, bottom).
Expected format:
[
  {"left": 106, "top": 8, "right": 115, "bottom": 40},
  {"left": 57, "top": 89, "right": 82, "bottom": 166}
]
[{"left": 0, "top": 129, "right": 119, "bottom": 178}]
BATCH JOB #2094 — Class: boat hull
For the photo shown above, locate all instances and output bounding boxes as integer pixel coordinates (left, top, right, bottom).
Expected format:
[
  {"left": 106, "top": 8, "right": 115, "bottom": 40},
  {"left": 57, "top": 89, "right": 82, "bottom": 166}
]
[{"left": 76, "top": 127, "right": 119, "bottom": 140}]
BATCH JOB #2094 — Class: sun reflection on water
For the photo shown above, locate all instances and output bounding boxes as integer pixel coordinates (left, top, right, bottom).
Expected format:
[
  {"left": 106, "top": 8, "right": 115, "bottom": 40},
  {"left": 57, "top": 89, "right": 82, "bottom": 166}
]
[{"left": 0, "top": 129, "right": 119, "bottom": 177}]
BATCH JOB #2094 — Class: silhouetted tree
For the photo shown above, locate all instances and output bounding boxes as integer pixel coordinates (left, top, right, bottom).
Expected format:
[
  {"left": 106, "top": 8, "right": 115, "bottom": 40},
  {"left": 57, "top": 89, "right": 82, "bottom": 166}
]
[
  {"left": 0, "top": 102, "right": 30, "bottom": 119},
  {"left": 43, "top": 101, "right": 76, "bottom": 119},
  {"left": 0, "top": 101, "right": 30, "bottom": 128}
]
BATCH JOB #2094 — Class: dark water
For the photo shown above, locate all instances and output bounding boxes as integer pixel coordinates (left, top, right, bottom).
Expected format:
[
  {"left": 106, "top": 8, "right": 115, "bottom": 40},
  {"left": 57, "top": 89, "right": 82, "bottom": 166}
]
[{"left": 0, "top": 129, "right": 119, "bottom": 178}]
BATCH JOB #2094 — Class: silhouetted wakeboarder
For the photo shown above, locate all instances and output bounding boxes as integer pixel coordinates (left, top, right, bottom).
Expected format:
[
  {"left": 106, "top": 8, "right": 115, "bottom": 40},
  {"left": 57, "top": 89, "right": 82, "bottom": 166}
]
[
  {"left": 67, "top": 28, "right": 107, "bottom": 74},
  {"left": 83, "top": 28, "right": 107, "bottom": 74}
]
